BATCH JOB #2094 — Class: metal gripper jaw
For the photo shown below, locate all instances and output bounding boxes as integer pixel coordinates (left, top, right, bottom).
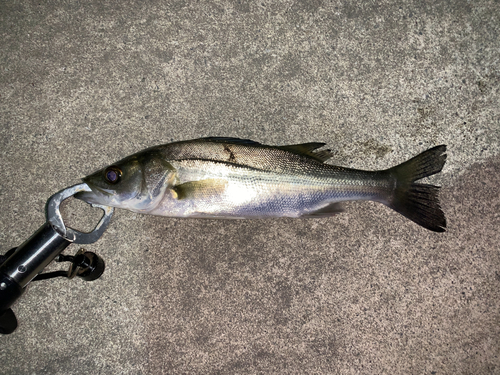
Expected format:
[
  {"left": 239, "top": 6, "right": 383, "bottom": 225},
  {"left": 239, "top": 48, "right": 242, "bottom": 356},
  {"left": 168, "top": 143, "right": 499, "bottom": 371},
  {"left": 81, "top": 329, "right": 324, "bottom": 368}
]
[{"left": 0, "top": 183, "right": 114, "bottom": 334}]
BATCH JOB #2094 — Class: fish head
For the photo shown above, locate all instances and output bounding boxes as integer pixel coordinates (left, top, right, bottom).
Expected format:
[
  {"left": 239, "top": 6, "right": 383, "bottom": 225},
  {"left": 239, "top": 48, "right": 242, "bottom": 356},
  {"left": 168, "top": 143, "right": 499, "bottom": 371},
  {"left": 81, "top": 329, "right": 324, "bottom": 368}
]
[{"left": 75, "top": 152, "right": 175, "bottom": 212}]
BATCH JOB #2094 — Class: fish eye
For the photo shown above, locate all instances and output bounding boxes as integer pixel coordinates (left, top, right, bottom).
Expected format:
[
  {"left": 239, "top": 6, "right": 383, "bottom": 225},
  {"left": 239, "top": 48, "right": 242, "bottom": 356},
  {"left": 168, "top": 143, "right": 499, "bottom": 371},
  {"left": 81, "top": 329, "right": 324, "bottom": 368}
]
[{"left": 104, "top": 166, "right": 122, "bottom": 184}]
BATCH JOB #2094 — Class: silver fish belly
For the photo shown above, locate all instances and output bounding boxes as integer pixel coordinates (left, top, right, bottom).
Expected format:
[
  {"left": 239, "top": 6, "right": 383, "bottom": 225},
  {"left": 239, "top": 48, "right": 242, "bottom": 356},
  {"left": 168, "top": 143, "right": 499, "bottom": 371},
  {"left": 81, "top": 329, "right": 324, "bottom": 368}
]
[{"left": 150, "top": 159, "right": 389, "bottom": 218}]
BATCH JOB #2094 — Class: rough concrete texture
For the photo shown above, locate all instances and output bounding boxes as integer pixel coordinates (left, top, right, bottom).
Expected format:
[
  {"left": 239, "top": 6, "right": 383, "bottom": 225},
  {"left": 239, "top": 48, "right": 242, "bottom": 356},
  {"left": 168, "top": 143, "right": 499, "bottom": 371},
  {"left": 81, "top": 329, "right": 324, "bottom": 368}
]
[{"left": 1, "top": 0, "right": 499, "bottom": 374}]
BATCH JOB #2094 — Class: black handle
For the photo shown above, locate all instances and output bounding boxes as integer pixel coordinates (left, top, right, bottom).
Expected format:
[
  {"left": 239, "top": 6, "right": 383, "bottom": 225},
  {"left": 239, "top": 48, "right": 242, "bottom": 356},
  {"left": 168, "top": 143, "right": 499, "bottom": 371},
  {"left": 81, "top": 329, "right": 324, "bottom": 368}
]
[
  {"left": 0, "top": 308, "right": 18, "bottom": 334},
  {"left": 0, "top": 223, "right": 72, "bottom": 334}
]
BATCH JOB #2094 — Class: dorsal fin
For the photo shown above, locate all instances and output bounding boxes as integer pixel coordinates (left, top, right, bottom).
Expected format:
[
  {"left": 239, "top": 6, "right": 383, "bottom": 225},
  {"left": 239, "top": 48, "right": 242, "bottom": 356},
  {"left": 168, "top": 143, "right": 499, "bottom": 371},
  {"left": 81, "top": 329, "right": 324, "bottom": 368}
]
[
  {"left": 199, "top": 137, "right": 333, "bottom": 162},
  {"left": 199, "top": 137, "right": 262, "bottom": 146},
  {"left": 278, "top": 143, "right": 333, "bottom": 162},
  {"left": 313, "top": 150, "right": 334, "bottom": 162}
]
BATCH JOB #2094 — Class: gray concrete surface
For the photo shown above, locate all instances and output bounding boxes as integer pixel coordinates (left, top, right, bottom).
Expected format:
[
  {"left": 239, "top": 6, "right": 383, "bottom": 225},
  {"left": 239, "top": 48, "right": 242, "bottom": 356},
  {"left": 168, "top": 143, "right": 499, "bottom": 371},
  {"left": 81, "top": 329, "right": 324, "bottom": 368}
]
[{"left": 1, "top": 0, "right": 499, "bottom": 374}]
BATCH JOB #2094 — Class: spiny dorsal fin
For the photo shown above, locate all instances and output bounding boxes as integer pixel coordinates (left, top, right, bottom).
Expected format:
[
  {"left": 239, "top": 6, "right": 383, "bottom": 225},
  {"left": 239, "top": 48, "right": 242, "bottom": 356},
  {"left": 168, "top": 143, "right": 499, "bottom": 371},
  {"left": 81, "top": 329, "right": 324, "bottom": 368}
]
[{"left": 278, "top": 143, "right": 333, "bottom": 162}]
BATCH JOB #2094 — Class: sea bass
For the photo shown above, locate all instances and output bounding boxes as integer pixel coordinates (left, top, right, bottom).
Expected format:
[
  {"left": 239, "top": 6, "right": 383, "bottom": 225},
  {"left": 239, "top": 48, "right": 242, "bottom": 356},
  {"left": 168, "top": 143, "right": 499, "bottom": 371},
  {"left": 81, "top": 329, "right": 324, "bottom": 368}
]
[{"left": 75, "top": 137, "right": 447, "bottom": 232}]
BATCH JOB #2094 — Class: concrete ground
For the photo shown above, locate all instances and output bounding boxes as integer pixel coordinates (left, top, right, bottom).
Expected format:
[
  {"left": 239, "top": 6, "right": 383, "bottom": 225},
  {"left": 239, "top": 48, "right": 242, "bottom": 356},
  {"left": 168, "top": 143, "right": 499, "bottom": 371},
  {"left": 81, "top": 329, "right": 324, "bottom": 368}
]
[{"left": 1, "top": 0, "right": 499, "bottom": 374}]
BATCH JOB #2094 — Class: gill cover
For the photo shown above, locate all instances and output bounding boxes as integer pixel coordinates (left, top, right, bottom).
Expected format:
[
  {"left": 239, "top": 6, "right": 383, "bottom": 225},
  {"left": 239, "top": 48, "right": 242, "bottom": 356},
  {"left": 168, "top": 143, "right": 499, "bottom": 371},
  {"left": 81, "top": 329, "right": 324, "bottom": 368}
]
[{"left": 77, "top": 152, "right": 175, "bottom": 212}]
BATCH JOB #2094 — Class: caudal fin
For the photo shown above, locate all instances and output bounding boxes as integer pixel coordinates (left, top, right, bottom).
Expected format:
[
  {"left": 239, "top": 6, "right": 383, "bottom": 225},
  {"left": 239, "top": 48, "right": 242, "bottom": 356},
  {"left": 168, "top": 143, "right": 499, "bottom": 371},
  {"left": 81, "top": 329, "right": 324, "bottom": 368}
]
[{"left": 387, "top": 145, "right": 447, "bottom": 232}]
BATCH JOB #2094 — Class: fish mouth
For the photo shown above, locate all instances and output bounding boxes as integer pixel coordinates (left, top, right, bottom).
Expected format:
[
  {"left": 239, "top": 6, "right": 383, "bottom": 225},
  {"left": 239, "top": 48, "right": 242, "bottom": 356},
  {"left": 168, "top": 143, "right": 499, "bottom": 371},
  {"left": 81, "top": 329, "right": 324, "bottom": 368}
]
[
  {"left": 74, "top": 182, "right": 113, "bottom": 205},
  {"left": 74, "top": 190, "right": 100, "bottom": 205}
]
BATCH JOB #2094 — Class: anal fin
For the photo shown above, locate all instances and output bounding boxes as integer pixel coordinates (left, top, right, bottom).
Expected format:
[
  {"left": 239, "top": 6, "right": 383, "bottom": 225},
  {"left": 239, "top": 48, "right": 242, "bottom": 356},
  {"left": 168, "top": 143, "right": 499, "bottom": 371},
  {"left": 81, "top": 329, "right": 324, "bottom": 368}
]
[{"left": 300, "top": 202, "right": 344, "bottom": 218}]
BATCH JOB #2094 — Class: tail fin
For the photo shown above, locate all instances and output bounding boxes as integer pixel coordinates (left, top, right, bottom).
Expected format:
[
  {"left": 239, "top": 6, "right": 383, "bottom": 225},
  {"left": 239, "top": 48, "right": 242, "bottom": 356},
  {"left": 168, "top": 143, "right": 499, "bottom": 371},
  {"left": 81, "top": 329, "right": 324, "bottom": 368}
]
[{"left": 387, "top": 145, "right": 447, "bottom": 232}]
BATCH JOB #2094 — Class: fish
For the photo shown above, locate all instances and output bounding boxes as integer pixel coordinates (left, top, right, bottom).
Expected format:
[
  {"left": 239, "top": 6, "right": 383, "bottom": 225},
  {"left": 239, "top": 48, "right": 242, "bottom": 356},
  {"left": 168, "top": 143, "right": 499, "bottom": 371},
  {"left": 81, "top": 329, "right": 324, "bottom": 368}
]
[{"left": 75, "top": 137, "right": 447, "bottom": 232}]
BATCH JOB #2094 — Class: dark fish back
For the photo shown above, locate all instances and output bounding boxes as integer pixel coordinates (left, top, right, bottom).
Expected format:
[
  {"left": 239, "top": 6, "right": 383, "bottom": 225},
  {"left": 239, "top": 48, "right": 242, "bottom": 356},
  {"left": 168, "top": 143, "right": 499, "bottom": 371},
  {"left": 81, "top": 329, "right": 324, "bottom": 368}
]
[{"left": 153, "top": 138, "right": 340, "bottom": 175}]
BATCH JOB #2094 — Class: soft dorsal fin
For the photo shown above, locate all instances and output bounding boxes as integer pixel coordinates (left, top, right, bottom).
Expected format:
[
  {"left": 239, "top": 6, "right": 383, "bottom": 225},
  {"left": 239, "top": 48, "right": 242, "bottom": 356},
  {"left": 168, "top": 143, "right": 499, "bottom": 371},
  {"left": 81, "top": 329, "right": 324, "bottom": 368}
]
[
  {"left": 313, "top": 150, "right": 334, "bottom": 162},
  {"left": 278, "top": 143, "right": 333, "bottom": 162}
]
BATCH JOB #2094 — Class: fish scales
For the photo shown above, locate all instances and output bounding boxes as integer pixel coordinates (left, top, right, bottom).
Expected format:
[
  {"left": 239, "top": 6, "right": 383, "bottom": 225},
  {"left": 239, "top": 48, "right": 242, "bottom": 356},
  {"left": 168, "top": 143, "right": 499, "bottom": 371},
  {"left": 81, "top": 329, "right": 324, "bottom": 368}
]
[
  {"left": 76, "top": 137, "right": 447, "bottom": 231},
  {"left": 157, "top": 139, "right": 342, "bottom": 175},
  {"left": 159, "top": 159, "right": 384, "bottom": 218}
]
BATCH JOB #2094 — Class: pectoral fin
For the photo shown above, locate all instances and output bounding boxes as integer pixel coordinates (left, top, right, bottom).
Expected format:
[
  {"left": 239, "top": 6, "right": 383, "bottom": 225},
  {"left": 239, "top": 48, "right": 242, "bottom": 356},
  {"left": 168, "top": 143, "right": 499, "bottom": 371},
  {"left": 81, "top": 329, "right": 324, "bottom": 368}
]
[
  {"left": 300, "top": 202, "right": 344, "bottom": 218},
  {"left": 173, "top": 179, "right": 228, "bottom": 200}
]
